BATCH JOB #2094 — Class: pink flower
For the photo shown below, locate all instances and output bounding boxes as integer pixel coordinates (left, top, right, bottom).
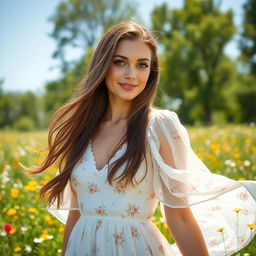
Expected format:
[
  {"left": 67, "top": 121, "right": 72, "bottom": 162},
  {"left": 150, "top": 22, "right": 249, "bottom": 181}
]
[
  {"left": 4, "top": 224, "right": 12, "bottom": 232},
  {"left": 114, "top": 232, "right": 125, "bottom": 246},
  {"left": 237, "top": 191, "right": 249, "bottom": 201},
  {"left": 127, "top": 204, "right": 140, "bottom": 217},
  {"left": 130, "top": 227, "right": 139, "bottom": 238},
  {"left": 95, "top": 205, "right": 107, "bottom": 216},
  {"left": 88, "top": 183, "right": 99, "bottom": 193}
]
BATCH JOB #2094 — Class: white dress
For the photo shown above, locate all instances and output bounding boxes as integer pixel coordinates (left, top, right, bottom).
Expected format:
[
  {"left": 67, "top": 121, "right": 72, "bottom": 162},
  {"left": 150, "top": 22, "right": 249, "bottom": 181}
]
[{"left": 47, "top": 108, "right": 256, "bottom": 256}]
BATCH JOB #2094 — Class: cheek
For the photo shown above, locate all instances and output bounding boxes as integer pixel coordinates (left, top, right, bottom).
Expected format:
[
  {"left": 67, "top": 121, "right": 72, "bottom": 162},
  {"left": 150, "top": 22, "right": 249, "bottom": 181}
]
[
  {"left": 139, "top": 70, "right": 150, "bottom": 86},
  {"left": 106, "top": 66, "right": 122, "bottom": 82}
]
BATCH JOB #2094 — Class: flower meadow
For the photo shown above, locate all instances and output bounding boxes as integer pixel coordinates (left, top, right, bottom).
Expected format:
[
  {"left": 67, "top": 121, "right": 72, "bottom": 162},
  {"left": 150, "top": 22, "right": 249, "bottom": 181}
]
[{"left": 0, "top": 125, "right": 255, "bottom": 256}]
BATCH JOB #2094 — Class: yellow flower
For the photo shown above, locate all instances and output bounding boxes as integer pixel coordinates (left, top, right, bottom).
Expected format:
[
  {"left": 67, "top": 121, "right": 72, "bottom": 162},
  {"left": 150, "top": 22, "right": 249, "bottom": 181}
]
[
  {"left": 28, "top": 181, "right": 37, "bottom": 186},
  {"left": 44, "top": 215, "right": 51, "bottom": 221},
  {"left": 59, "top": 227, "right": 65, "bottom": 233},
  {"left": 10, "top": 228, "right": 17, "bottom": 234},
  {"left": 14, "top": 247, "right": 21, "bottom": 252},
  {"left": 28, "top": 208, "right": 37, "bottom": 213},
  {"left": 217, "top": 227, "right": 224, "bottom": 232},
  {"left": 233, "top": 208, "right": 242, "bottom": 213},
  {"left": 24, "top": 185, "right": 36, "bottom": 192},
  {"left": 163, "top": 223, "right": 168, "bottom": 229},
  {"left": 247, "top": 224, "right": 256, "bottom": 229},
  {"left": 238, "top": 177, "right": 246, "bottom": 181},
  {"left": 154, "top": 220, "right": 161, "bottom": 226},
  {"left": 0, "top": 193, "right": 2, "bottom": 200},
  {"left": 11, "top": 188, "right": 19, "bottom": 198},
  {"left": 40, "top": 233, "right": 48, "bottom": 240},
  {"left": 7, "top": 208, "right": 17, "bottom": 216}
]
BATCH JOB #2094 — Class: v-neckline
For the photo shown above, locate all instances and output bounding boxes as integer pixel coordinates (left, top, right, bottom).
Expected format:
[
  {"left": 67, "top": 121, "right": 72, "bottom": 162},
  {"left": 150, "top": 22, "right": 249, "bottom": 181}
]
[{"left": 89, "top": 140, "right": 126, "bottom": 172}]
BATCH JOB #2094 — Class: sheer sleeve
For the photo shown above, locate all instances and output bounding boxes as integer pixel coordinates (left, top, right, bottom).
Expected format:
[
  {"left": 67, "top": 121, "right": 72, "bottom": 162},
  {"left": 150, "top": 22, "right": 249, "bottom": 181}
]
[
  {"left": 46, "top": 169, "right": 80, "bottom": 224},
  {"left": 147, "top": 109, "right": 256, "bottom": 255}
]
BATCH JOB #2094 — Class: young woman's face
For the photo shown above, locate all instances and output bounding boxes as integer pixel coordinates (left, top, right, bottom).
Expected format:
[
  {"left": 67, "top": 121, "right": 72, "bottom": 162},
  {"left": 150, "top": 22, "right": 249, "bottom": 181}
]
[{"left": 105, "top": 39, "right": 151, "bottom": 102}]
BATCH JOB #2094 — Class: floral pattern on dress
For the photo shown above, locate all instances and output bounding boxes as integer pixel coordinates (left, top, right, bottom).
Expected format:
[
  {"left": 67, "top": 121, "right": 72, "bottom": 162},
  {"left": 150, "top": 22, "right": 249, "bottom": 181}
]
[
  {"left": 96, "top": 220, "right": 103, "bottom": 231},
  {"left": 114, "top": 182, "right": 126, "bottom": 194},
  {"left": 95, "top": 205, "right": 107, "bottom": 216},
  {"left": 79, "top": 155, "right": 86, "bottom": 163},
  {"left": 113, "top": 232, "right": 125, "bottom": 246},
  {"left": 88, "top": 182, "right": 100, "bottom": 193},
  {"left": 237, "top": 191, "right": 249, "bottom": 201},
  {"left": 159, "top": 244, "right": 165, "bottom": 254},
  {"left": 126, "top": 204, "right": 140, "bottom": 217},
  {"left": 71, "top": 176, "right": 79, "bottom": 187},
  {"left": 147, "top": 192, "right": 156, "bottom": 200},
  {"left": 130, "top": 227, "right": 140, "bottom": 238}
]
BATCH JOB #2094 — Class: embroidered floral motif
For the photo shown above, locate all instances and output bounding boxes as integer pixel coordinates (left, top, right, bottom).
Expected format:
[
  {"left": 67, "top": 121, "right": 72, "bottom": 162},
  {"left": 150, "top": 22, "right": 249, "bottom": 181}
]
[
  {"left": 96, "top": 220, "right": 103, "bottom": 231},
  {"left": 241, "top": 208, "right": 249, "bottom": 215},
  {"left": 239, "top": 236, "right": 247, "bottom": 244},
  {"left": 88, "top": 182, "right": 100, "bottom": 193},
  {"left": 79, "top": 155, "right": 86, "bottom": 163},
  {"left": 71, "top": 176, "right": 79, "bottom": 186},
  {"left": 147, "top": 192, "right": 156, "bottom": 200},
  {"left": 209, "top": 239, "right": 220, "bottom": 246},
  {"left": 159, "top": 244, "right": 164, "bottom": 254},
  {"left": 113, "top": 232, "right": 125, "bottom": 246},
  {"left": 126, "top": 204, "right": 140, "bottom": 217},
  {"left": 173, "top": 132, "right": 181, "bottom": 139},
  {"left": 114, "top": 182, "right": 126, "bottom": 194},
  {"left": 95, "top": 205, "right": 107, "bottom": 216},
  {"left": 237, "top": 191, "right": 249, "bottom": 201},
  {"left": 130, "top": 227, "right": 140, "bottom": 238},
  {"left": 211, "top": 206, "right": 221, "bottom": 211}
]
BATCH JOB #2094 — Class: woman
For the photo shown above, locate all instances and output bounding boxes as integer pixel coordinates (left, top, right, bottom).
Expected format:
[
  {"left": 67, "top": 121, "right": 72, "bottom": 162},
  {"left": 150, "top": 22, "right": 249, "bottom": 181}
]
[{"left": 23, "top": 21, "right": 256, "bottom": 256}]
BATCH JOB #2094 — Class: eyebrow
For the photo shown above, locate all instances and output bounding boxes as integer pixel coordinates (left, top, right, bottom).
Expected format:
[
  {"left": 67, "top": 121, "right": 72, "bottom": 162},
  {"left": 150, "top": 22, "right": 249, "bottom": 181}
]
[{"left": 113, "top": 54, "right": 150, "bottom": 62}]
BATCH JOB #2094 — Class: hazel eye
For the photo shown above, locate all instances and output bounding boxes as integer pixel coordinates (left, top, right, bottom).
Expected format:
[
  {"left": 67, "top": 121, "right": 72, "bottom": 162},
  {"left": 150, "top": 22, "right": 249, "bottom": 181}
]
[
  {"left": 138, "top": 63, "right": 149, "bottom": 68},
  {"left": 113, "top": 59, "right": 126, "bottom": 66}
]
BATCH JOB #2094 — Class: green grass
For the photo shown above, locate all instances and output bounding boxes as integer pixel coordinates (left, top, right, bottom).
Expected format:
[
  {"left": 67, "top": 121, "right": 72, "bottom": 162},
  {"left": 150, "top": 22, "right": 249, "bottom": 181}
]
[{"left": 0, "top": 126, "right": 255, "bottom": 255}]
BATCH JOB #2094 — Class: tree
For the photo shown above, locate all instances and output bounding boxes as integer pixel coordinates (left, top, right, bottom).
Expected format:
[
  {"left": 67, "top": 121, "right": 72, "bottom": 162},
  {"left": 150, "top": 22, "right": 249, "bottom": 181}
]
[
  {"left": 48, "top": 0, "right": 139, "bottom": 73},
  {"left": 235, "top": 0, "right": 256, "bottom": 123},
  {"left": 239, "top": 0, "right": 256, "bottom": 75},
  {"left": 151, "top": 0, "right": 236, "bottom": 125}
]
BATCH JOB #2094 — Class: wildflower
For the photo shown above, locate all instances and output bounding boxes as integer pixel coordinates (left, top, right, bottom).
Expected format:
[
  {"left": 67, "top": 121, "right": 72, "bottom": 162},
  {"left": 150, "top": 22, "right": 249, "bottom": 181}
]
[
  {"left": 6, "top": 208, "right": 16, "bottom": 216},
  {"left": 0, "top": 231, "right": 7, "bottom": 236},
  {"left": 233, "top": 208, "right": 242, "bottom": 213},
  {"left": 14, "top": 247, "right": 21, "bottom": 252},
  {"left": 28, "top": 208, "right": 37, "bottom": 213},
  {"left": 247, "top": 224, "right": 256, "bottom": 230},
  {"left": 237, "top": 177, "right": 246, "bottom": 181},
  {"left": 244, "top": 160, "right": 251, "bottom": 167},
  {"left": 10, "top": 228, "right": 17, "bottom": 234},
  {"left": 25, "top": 245, "right": 32, "bottom": 253},
  {"left": 21, "top": 227, "right": 28, "bottom": 233},
  {"left": 34, "top": 237, "right": 44, "bottom": 243},
  {"left": 4, "top": 224, "right": 12, "bottom": 232},
  {"left": 59, "top": 227, "right": 64, "bottom": 233},
  {"left": 217, "top": 227, "right": 224, "bottom": 232}
]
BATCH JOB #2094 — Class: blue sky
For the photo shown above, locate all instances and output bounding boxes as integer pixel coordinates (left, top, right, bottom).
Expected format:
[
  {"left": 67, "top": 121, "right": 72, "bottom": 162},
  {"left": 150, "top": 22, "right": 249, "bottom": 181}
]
[{"left": 0, "top": 0, "right": 245, "bottom": 95}]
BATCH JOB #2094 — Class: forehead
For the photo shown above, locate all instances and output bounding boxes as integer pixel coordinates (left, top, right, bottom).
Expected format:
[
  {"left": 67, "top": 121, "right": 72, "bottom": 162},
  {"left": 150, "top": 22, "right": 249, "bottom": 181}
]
[{"left": 114, "top": 39, "right": 151, "bottom": 60}]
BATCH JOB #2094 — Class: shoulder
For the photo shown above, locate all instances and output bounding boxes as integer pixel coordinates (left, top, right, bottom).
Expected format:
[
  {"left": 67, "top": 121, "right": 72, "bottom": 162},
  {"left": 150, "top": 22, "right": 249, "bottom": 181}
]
[{"left": 149, "top": 107, "right": 181, "bottom": 131}]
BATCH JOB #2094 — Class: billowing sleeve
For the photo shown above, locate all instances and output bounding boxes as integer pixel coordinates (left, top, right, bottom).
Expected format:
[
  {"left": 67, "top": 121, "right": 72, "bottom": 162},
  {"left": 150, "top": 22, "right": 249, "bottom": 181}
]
[
  {"left": 46, "top": 169, "right": 80, "bottom": 225},
  {"left": 147, "top": 109, "right": 256, "bottom": 256}
]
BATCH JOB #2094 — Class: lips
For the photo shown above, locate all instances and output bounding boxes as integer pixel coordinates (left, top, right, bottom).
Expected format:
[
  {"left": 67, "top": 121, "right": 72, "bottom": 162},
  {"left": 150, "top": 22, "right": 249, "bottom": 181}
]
[{"left": 119, "top": 83, "right": 137, "bottom": 90}]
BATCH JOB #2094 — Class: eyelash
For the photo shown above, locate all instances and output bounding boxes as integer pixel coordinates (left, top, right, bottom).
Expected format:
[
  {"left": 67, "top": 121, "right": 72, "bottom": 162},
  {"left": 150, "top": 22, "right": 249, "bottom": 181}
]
[{"left": 113, "top": 60, "right": 149, "bottom": 68}]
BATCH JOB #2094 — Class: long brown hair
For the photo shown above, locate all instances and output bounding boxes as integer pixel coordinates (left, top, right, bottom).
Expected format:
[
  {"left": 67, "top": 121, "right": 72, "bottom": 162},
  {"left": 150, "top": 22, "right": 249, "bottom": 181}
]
[{"left": 22, "top": 21, "right": 160, "bottom": 208}]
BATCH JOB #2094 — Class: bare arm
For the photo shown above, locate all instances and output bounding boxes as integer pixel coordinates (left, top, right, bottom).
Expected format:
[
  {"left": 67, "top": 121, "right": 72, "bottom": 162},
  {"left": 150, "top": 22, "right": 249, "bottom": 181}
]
[
  {"left": 61, "top": 184, "right": 81, "bottom": 256},
  {"left": 158, "top": 124, "right": 209, "bottom": 256}
]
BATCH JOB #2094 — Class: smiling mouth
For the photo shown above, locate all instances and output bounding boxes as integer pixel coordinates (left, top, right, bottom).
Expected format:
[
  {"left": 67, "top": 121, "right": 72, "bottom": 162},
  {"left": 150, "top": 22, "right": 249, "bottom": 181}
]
[{"left": 119, "top": 83, "right": 138, "bottom": 90}]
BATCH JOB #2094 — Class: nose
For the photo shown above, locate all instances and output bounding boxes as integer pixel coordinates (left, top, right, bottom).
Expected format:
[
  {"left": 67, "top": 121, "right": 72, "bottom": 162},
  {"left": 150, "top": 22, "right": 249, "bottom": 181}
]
[{"left": 124, "top": 65, "right": 136, "bottom": 80}]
